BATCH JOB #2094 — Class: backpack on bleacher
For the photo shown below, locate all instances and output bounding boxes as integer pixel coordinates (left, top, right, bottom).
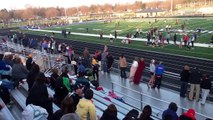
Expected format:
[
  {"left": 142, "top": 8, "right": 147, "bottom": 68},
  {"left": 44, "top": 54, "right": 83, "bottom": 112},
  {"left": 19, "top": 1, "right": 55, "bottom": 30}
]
[{"left": 22, "top": 104, "right": 48, "bottom": 120}]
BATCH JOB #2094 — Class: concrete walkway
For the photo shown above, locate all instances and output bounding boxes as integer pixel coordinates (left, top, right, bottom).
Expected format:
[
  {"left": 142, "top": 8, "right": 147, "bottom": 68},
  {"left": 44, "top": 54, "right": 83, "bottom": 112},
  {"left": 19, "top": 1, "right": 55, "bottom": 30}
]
[{"left": 29, "top": 29, "right": 212, "bottom": 48}]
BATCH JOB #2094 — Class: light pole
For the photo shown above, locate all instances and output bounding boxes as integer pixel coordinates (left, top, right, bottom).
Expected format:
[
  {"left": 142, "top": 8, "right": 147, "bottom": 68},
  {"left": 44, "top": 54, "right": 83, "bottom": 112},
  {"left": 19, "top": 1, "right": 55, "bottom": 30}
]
[{"left": 171, "top": 0, "right": 173, "bottom": 15}]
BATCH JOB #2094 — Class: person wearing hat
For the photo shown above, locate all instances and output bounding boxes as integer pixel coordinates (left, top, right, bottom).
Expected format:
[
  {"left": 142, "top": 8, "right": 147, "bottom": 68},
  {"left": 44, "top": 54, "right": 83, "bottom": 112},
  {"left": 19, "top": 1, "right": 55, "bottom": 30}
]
[
  {"left": 70, "top": 84, "right": 84, "bottom": 111},
  {"left": 179, "top": 108, "right": 196, "bottom": 120}
]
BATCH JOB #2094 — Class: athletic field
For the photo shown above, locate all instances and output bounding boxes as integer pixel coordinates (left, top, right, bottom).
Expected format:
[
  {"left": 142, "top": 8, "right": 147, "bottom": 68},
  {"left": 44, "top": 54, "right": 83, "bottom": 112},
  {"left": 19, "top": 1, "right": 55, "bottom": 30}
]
[
  {"left": 45, "top": 18, "right": 213, "bottom": 43},
  {"left": 21, "top": 18, "right": 213, "bottom": 60}
]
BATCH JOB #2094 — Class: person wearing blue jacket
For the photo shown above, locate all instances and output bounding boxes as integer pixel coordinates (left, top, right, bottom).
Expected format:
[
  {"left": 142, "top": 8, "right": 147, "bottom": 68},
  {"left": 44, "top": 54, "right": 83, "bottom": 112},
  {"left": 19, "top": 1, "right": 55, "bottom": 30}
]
[
  {"left": 162, "top": 102, "right": 178, "bottom": 120},
  {"left": 152, "top": 61, "right": 164, "bottom": 89}
]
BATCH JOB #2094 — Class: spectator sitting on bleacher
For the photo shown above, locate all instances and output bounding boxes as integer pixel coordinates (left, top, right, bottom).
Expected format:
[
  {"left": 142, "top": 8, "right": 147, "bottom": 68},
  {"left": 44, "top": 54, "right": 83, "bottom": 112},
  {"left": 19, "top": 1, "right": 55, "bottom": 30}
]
[
  {"left": 54, "top": 67, "right": 70, "bottom": 106},
  {"left": 75, "top": 73, "right": 90, "bottom": 93},
  {"left": 2, "top": 54, "right": 14, "bottom": 69},
  {"left": 78, "top": 62, "right": 86, "bottom": 77},
  {"left": 26, "top": 64, "right": 40, "bottom": 92},
  {"left": 12, "top": 57, "right": 29, "bottom": 87},
  {"left": 100, "top": 104, "right": 119, "bottom": 120},
  {"left": 51, "top": 95, "right": 80, "bottom": 120},
  {"left": 70, "top": 83, "right": 84, "bottom": 111},
  {"left": 76, "top": 89, "right": 97, "bottom": 120},
  {"left": 179, "top": 108, "right": 196, "bottom": 120},
  {"left": 0, "top": 60, "right": 13, "bottom": 107},
  {"left": 162, "top": 102, "right": 178, "bottom": 120},
  {"left": 26, "top": 72, "right": 53, "bottom": 118},
  {"left": 123, "top": 109, "right": 139, "bottom": 120},
  {"left": 138, "top": 105, "right": 153, "bottom": 120}
]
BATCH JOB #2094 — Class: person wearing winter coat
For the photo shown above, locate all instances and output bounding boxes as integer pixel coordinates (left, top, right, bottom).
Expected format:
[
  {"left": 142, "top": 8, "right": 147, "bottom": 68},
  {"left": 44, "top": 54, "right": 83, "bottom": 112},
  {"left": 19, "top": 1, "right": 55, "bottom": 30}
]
[
  {"left": 179, "top": 108, "right": 196, "bottom": 120},
  {"left": 26, "top": 73, "right": 53, "bottom": 118},
  {"left": 138, "top": 105, "right": 153, "bottom": 120},
  {"left": 180, "top": 65, "right": 190, "bottom": 98},
  {"left": 162, "top": 102, "right": 178, "bottom": 120},
  {"left": 76, "top": 89, "right": 97, "bottom": 120},
  {"left": 118, "top": 54, "right": 128, "bottom": 79},
  {"left": 200, "top": 74, "right": 212, "bottom": 105},
  {"left": 188, "top": 67, "right": 202, "bottom": 101},
  {"left": 106, "top": 52, "right": 114, "bottom": 73},
  {"left": 152, "top": 61, "right": 164, "bottom": 89},
  {"left": 26, "top": 64, "right": 40, "bottom": 92},
  {"left": 100, "top": 104, "right": 118, "bottom": 120},
  {"left": 12, "top": 57, "right": 29, "bottom": 87},
  {"left": 51, "top": 95, "right": 80, "bottom": 120}
]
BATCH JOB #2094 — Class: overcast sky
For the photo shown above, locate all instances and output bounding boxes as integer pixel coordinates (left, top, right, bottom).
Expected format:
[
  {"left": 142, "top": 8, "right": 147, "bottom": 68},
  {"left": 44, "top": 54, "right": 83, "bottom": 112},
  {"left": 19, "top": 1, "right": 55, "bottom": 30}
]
[{"left": 0, "top": 0, "right": 161, "bottom": 10}]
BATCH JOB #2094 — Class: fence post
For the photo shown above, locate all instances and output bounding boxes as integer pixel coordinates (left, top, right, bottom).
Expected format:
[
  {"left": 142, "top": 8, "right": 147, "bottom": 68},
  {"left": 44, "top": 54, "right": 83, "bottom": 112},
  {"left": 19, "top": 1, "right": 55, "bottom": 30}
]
[
  {"left": 111, "top": 82, "right": 114, "bottom": 93},
  {"left": 140, "top": 93, "right": 143, "bottom": 110},
  {"left": 181, "top": 107, "right": 185, "bottom": 115}
]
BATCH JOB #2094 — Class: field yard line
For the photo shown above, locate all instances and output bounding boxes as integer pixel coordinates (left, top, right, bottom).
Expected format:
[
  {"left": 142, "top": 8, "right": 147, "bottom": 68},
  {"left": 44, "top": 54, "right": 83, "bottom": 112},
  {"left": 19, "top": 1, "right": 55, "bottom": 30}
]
[{"left": 29, "top": 29, "right": 211, "bottom": 48}]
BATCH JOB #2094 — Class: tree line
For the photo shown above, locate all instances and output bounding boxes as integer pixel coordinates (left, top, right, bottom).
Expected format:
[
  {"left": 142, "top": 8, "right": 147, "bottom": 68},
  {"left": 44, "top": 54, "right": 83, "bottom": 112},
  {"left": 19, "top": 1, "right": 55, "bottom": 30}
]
[{"left": 0, "top": 0, "right": 211, "bottom": 22}]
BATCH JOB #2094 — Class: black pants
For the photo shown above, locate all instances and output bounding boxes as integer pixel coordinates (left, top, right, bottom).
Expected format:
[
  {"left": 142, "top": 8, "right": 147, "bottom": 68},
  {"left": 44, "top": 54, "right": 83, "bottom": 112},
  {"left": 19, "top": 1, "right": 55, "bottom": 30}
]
[
  {"left": 93, "top": 66, "right": 99, "bottom": 80},
  {"left": 180, "top": 81, "right": 188, "bottom": 97},
  {"left": 153, "top": 75, "right": 162, "bottom": 89},
  {"left": 191, "top": 41, "right": 194, "bottom": 47},
  {"left": 120, "top": 67, "right": 127, "bottom": 78},
  {"left": 74, "top": 65, "right": 78, "bottom": 75}
]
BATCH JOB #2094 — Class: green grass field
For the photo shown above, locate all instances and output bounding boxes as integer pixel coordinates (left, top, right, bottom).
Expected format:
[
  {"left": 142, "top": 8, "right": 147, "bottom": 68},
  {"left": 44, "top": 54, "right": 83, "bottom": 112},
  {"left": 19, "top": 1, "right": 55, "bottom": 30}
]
[
  {"left": 45, "top": 18, "right": 213, "bottom": 43},
  {"left": 22, "top": 28, "right": 213, "bottom": 60}
]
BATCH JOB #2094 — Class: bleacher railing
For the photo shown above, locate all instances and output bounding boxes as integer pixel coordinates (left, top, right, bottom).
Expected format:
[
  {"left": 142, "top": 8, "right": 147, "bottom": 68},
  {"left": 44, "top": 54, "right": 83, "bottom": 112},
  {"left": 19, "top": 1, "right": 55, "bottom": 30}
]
[
  {"left": 2, "top": 39, "right": 212, "bottom": 120},
  {"left": 111, "top": 82, "right": 211, "bottom": 120}
]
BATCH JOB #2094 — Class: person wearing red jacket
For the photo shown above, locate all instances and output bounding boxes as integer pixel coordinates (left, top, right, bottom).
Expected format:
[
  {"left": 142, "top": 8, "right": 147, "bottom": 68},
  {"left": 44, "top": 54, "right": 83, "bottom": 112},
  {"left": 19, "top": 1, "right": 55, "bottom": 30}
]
[
  {"left": 133, "top": 58, "right": 145, "bottom": 85},
  {"left": 184, "top": 34, "right": 189, "bottom": 47},
  {"left": 179, "top": 108, "right": 196, "bottom": 120}
]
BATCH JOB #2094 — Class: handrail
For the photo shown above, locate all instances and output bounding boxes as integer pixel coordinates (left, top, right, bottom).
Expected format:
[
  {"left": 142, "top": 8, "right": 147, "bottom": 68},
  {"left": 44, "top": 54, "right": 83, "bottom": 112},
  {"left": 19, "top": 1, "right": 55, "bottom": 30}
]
[{"left": 111, "top": 82, "right": 212, "bottom": 119}]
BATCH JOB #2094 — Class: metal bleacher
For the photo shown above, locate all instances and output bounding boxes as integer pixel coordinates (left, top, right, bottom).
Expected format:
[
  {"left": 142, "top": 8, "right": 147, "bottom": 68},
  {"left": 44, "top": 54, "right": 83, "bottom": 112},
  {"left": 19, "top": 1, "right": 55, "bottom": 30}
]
[{"left": 1, "top": 38, "right": 213, "bottom": 120}]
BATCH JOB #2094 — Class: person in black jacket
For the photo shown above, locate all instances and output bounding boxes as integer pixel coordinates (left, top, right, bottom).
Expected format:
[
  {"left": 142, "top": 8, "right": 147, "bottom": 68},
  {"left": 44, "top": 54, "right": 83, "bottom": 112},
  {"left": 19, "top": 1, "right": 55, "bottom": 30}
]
[
  {"left": 106, "top": 52, "right": 114, "bottom": 73},
  {"left": 188, "top": 67, "right": 202, "bottom": 101},
  {"left": 26, "top": 54, "right": 34, "bottom": 71},
  {"left": 100, "top": 104, "right": 118, "bottom": 120},
  {"left": 200, "top": 74, "right": 212, "bottom": 105},
  {"left": 180, "top": 65, "right": 190, "bottom": 97},
  {"left": 50, "top": 95, "right": 75, "bottom": 120},
  {"left": 26, "top": 73, "right": 53, "bottom": 118},
  {"left": 26, "top": 64, "right": 40, "bottom": 92},
  {"left": 54, "top": 67, "right": 69, "bottom": 106},
  {"left": 70, "top": 83, "right": 84, "bottom": 111},
  {"left": 138, "top": 105, "right": 153, "bottom": 120}
]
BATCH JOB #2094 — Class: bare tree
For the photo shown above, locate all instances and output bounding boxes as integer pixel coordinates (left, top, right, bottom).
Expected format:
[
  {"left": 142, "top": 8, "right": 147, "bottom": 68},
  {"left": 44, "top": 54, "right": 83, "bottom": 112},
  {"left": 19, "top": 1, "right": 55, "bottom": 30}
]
[
  {"left": 79, "top": 5, "right": 89, "bottom": 15},
  {"left": 114, "top": 3, "right": 127, "bottom": 12},
  {"left": 102, "top": 3, "right": 113, "bottom": 13},
  {"left": 67, "top": 7, "right": 77, "bottom": 16},
  {"left": 45, "top": 7, "right": 60, "bottom": 18}
]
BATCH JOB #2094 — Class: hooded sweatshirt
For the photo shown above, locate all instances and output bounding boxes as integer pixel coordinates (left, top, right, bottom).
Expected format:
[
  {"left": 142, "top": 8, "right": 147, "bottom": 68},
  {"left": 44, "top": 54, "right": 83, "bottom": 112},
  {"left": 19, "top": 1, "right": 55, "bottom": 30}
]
[{"left": 76, "top": 98, "right": 97, "bottom": 120}]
